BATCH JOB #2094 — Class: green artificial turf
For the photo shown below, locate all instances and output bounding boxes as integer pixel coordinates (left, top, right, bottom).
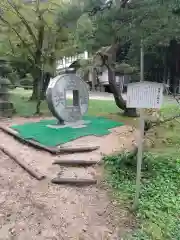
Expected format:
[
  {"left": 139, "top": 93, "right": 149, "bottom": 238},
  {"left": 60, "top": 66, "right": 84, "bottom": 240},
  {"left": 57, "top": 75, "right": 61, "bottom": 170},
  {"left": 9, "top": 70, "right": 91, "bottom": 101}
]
[{"left": 11, "top": 116, "right": 124, "bottom": 147}]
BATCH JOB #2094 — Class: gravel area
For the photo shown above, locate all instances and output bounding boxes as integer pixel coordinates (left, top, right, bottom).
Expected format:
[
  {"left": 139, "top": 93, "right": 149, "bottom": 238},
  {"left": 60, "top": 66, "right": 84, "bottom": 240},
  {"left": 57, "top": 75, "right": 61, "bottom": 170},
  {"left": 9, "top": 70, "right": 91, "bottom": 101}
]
[{"left": 0, "top": 117, "right": 136, "bottom": 240}]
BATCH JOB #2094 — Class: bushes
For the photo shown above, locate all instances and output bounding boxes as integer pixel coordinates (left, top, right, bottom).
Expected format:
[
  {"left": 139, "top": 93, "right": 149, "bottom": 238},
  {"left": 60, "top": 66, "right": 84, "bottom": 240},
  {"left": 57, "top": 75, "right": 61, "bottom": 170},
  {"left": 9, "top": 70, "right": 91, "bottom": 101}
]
[{"left": 104, "top": 152, "right": 180, "bottom": 239}]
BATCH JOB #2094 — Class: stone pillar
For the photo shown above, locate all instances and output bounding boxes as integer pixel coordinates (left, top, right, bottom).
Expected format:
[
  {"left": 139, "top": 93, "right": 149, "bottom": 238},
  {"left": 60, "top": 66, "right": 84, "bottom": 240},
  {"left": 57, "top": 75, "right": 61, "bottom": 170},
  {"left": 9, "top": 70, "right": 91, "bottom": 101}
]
[{"left": 0, "top": 78, "right": 14, "bottom": 118}]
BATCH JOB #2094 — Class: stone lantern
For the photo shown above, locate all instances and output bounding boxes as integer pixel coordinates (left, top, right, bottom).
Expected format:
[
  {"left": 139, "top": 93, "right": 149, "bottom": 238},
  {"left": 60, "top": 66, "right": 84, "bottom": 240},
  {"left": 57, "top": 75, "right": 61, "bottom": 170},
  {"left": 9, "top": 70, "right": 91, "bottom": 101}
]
[{"left": 0, "top": 78, "right": 14, "bottom": 118}]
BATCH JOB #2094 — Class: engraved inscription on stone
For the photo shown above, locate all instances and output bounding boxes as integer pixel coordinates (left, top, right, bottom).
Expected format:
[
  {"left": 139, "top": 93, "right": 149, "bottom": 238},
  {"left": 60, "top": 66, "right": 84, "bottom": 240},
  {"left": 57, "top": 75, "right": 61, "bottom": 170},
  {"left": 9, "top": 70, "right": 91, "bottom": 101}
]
[
  {"left": 80, "top": 96, "right": 88, "bottom": 105},
  {"left": 66, "top": 78, "right": 77, "bottom": 90},
  {"left": 54, "top": 91, "right": 65, "bottom": 107}
]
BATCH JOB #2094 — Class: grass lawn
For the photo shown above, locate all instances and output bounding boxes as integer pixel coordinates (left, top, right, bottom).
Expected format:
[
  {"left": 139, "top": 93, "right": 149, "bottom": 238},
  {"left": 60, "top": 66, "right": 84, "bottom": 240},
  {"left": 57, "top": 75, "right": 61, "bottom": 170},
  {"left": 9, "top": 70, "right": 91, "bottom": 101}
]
[
  {"left": 10, "top": 88, "right": 180, "bottom": 239},
  {"left": 10, "top": 88, "right": 120, "bottom": 117}
]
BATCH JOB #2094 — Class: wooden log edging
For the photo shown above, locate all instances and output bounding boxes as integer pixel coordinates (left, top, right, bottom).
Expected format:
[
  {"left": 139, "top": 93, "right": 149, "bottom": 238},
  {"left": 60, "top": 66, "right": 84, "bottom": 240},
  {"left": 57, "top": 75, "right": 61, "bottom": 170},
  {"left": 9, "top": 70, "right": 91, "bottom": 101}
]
[
  {"left": 0, "top": 126, "right": 100, "bottom": 154},
  {"left": 51, "top": 177, "right": 97, "bottom": 186},
  {"left": 0, "top": 145, "right": 45, "bottom": 180},
  {"left": 0, "top": 126, "right": 58, "bottom": 153},
  {"left": 53, "top": 159, "right": 102, "bottom": 166},
  {"left": 58, "top": 146, "right": 100, "bottom": 154}
]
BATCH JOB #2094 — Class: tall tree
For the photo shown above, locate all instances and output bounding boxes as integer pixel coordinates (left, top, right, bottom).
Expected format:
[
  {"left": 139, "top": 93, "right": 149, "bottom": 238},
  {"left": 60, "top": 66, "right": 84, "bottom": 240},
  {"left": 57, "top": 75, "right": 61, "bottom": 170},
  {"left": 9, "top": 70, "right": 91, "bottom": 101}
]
[
  {"left": 74, "top": 0, "right": 138, "bottom": 116},
  {"left": 74, "top": 0, "right": 180, "bottom": 115},
  {"left": 0, "top": 0, "right": 77, "bottom": 101}
]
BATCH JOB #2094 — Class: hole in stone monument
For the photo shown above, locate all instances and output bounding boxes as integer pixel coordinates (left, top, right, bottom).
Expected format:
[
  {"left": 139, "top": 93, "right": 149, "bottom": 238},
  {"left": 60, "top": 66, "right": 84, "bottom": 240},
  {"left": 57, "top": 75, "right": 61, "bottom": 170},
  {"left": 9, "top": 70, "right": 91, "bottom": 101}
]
[{"left": 65, "top": 90, "right": 79, "bottom": 107}]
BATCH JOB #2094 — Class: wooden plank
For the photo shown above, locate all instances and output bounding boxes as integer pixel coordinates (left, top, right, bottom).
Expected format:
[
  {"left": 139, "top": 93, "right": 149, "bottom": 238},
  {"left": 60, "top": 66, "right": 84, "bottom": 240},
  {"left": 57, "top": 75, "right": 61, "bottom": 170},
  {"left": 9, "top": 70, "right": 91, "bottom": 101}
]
[
  {"left": 0, "top": 145, "right": 45, "bottom": 180},
  {"left": 0, "top": 126, "right": 58, "bottom": 154},
  {"left": 58, "top": 146, "right": 100, "bottom": 154},
  {"left": 53, "top": 159, "right": 102, "bottom": 166},
  {"left": 51, "top": 177, "right": 97, "bottom": 186}
]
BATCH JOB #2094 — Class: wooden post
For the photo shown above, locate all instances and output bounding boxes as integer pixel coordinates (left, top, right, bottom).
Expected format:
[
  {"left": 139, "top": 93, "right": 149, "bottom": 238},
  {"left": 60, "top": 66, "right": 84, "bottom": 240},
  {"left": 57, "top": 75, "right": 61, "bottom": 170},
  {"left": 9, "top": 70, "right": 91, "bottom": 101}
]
[{"left": 133, "top": 40, "right": 145, "bottom": 210}]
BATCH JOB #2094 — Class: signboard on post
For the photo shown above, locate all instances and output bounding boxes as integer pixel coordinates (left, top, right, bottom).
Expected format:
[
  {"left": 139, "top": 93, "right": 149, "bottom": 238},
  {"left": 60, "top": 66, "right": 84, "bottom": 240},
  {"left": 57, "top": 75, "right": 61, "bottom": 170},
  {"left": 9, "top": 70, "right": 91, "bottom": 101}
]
[
  {"left": 127, "top": 81, "right": 163, "bottom": 210},
  {"left": 127, "top": 82, "right": 164, "bottom": 109}
]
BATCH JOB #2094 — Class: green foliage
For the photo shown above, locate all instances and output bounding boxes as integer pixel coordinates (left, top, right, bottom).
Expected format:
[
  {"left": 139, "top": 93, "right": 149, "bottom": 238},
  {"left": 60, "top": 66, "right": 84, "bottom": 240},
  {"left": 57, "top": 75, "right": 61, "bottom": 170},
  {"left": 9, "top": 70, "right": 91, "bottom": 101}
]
[
  {"left": 115, "top": 63, "right": 138, "bottom": 74},
  {"left": 0, "top": 0, "right": 81, "bottom": 92},
  {"left": 76, "top": 13, "right": 96, "bottom": 52},
  {"left": 74, "top": 0, "right": 180, "bottom": 69},
  {"left": 104, "top": 152, "right": 180, "bottom": 239}
]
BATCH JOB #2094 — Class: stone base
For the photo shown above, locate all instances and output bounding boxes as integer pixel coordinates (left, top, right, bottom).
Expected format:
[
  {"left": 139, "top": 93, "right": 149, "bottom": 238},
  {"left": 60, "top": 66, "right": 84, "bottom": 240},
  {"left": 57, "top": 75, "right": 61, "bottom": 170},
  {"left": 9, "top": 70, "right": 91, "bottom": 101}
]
[
  {"left": 0, "top": 101, "right": 15, "bottom": 118},
  {"left": 47, "top": 120, "right": 91, "bottom": 129}
]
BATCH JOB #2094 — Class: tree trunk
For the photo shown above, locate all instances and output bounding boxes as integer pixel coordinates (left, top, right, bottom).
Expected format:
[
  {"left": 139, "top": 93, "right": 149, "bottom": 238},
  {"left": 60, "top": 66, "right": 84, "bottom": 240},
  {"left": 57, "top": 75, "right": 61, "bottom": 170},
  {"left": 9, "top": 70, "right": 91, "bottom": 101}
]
[
  {"left": 30, "top": 78, "right": 38, "bottom": 100},
  {"left": 123, "top": 108, "right": 138, "bottom": 117},
  {"left": 30, "top": 15, "right": 45, "bottom": 103},
  {"left": 41, "top": 72, "right": 51, "bottom": 100},
  {"left": 107, "top": 65, "right": 138, "bottom": 117},
  {"left": 32, "top": 71, "right": 52, "bottom": 101},
  {"left": 30, "top": 67, "right": 42, "bottom": 101},
  {"left": 105, "top": 43, "right": 137, "bottom": 117}
]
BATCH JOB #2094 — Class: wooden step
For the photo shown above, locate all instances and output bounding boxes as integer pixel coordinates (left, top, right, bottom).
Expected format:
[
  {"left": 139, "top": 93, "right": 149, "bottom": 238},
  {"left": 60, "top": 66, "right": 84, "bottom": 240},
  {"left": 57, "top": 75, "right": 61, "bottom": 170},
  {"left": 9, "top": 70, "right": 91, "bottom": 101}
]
[
  {"left": 51, "top": 177, "right": 97, "bottom": 186},
  {"left": 53, "top": 159, "right": 102, "bottom": 167}
]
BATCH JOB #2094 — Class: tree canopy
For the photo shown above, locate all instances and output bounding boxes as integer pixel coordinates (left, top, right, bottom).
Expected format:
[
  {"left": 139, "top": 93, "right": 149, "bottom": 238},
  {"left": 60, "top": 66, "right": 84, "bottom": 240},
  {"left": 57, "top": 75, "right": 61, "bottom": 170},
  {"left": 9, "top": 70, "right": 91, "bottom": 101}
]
[
  {"left": 0, "top": 0, "right": 82, "bottom": 100},
  {"left": 75, "top": 0, "right": 180, "bottom": 57}
]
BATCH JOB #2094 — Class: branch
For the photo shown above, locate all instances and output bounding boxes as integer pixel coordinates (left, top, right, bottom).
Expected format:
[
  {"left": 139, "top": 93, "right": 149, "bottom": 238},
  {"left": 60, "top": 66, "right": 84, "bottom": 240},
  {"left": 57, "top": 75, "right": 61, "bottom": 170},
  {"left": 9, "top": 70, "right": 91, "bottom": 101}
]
[
  {"left": 144, "top": 114, "right": 180, "bottom": 134},
  {"left": 121, "top": 0, "right": 129, "bottom": 8},
  {"left": 88, "top": 0, "right": 130, "bottom": 16},
  {"left": 8, "top": 39, "right": 15, "bottom": 54},
  {"left": 151, "top": 114, "right": 180, "bottom": 127},
  {"left": 0, "top": 15, "right": 35, "bottom": 58},
  {"left": 125, "top": 114, "right": 180, "bottom": 159},
  {"left": 7, "top": 0, "right": 37, "bottom": 45},
  {"left": 88, "top": 0, "right": 113, "bottom": 16}
]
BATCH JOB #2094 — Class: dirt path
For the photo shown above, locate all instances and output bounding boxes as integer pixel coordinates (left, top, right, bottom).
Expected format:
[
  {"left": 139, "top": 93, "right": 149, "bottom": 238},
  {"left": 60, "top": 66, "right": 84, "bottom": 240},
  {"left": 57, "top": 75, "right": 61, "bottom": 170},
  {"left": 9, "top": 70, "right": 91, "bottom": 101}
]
[{"left": 0, "top": 118, "right": 136, "bottom": 240}]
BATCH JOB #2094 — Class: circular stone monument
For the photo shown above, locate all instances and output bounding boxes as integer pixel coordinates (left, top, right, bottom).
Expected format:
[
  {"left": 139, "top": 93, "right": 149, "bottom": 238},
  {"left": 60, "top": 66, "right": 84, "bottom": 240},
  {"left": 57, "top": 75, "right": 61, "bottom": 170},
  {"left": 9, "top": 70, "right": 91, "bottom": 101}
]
[{"left": 46, "top": 74, "right": 89, "bottom": 123}]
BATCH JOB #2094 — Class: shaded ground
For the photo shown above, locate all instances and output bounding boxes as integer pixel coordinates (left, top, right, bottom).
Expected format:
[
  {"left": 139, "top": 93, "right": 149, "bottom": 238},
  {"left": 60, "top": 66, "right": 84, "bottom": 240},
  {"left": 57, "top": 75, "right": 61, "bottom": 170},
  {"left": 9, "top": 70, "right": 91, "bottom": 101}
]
[{"left": 0, "top": 117, "right": 136, "bottom": 240}]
